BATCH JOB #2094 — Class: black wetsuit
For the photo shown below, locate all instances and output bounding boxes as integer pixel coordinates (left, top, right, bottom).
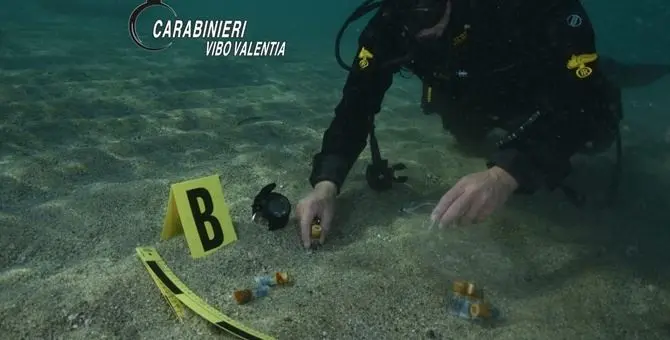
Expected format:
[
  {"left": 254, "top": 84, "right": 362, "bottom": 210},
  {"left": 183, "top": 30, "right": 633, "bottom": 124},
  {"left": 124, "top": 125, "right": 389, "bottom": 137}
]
[{"left": 310, "top": 0, "right": 622, "bottom": 194}]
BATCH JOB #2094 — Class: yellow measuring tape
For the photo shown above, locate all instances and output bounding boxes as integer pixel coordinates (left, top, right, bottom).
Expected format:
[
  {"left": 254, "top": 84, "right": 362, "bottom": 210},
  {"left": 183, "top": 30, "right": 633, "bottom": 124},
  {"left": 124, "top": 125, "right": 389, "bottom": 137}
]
[{"left": 136, "top": 247, "right": 275, "bottom": 340}]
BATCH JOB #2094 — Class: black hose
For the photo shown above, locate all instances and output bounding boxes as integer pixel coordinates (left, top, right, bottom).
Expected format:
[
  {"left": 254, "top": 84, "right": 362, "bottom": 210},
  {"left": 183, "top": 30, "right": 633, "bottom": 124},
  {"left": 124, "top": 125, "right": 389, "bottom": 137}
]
[
  {"left": 335, "top": 0, "right": 383, "bottom": 71},
  {"left": 607, "top": 127, "right": 622, "bottom": 205}
]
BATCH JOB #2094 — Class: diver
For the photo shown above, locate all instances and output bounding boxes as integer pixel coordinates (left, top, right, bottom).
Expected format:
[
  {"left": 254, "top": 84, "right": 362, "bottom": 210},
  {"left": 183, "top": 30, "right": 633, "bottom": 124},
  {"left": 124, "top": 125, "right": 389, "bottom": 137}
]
[{"left": 295, "top": 0, "right": 668, "bottom": 248}]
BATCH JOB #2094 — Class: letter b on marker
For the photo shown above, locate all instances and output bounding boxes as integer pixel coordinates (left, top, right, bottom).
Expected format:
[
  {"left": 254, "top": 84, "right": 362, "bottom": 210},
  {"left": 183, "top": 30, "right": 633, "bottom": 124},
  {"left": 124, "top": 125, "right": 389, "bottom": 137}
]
[
  {"left": 186, "top": 188, "right": 224, "bottom": 251},
  {"left": 162, "top": 174, "right": 237, "bottom": 258}
]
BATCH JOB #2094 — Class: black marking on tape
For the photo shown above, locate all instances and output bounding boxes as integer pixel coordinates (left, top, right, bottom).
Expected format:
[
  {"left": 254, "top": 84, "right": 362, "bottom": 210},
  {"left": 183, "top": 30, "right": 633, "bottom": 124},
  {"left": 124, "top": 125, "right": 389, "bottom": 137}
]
[
  {"left": 147, "top": 260, "right": 182, "bottom": 294},
  {"left": 215, "top": 321, "right": 264, "bottom": 340},
  {"left": 145, "top": 260, "right": 264, "bottom": 340}
]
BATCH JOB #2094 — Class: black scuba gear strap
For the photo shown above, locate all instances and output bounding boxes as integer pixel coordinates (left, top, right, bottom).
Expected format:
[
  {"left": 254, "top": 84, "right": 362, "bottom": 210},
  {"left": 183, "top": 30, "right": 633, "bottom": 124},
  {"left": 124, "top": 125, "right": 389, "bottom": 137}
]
[{"left": 365, "top": 115, "right": 408, "bottom": 191}]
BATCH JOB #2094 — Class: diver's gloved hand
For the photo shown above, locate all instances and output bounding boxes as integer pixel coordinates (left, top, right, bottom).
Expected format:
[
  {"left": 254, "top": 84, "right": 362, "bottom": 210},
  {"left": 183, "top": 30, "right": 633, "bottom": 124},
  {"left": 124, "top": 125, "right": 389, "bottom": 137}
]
[
  {"left": 296, "top": 181, "right": 337, "bottom": 248},
  {"left": 431, "top": 167, "right": 518, "bottom": 227}
]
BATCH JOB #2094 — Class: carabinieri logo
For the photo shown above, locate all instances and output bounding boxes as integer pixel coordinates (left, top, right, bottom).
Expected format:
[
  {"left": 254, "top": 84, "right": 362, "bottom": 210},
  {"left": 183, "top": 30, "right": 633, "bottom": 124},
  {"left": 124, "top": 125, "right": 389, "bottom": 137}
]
[
  {"left": 566, "top": 14, "right": 583, "bottom": 28},
  {"left": 127, "top": 0, "right": 286, "bottom": 57}
]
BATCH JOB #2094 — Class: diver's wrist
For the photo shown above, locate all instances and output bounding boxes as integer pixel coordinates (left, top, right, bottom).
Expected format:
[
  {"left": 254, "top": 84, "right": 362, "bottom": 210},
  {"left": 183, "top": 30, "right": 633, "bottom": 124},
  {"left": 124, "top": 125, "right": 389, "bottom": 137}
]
[
  {"left": 489, "top": 166, "right": 519, "bottom": 191},
  {"left": 314, "top": 181, "right": 338, "bottom": 197}
]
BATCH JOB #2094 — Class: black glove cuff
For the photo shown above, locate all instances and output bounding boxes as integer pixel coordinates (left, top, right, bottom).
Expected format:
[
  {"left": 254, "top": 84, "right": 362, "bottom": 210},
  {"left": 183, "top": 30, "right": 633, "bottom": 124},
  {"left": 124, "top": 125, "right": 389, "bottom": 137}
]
[
  {"left": 309, "top": 154, "right": 350, "bottom": 194},
  {"left": 487, "top": 148, "right": 542, "bottom": 194}
]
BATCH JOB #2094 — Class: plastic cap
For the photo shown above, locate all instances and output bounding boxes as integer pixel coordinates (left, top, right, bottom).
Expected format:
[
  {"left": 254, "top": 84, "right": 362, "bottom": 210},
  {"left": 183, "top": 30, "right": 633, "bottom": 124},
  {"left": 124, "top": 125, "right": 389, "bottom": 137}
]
[
  {"left": 470, "top": 303, "right": 491, "bottom": 318},
  {"left": 311, "top": 224, "right": 322, "bottom": 239},
  {"left": 233, "top": 289, "right": 253, "bottom": 304},
  {"left": 275, "top": 272, "right": 289, "bottom": 284}
]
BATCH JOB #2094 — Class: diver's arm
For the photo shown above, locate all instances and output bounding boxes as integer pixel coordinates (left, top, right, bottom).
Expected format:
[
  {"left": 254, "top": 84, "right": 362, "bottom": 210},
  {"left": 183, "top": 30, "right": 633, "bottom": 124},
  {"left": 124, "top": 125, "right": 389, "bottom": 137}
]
[
  {"left": 488, "top": 5, "right": 616, "bottom": 193},
  {"left": 309, "top": 15, "right": 401, "bottom": 193}
]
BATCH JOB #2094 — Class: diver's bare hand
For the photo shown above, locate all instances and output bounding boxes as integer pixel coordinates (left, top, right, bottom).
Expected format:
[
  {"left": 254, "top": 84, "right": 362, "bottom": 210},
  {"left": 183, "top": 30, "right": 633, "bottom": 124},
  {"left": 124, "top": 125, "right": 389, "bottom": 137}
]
[
  {"left": 295, "top": 181, "right": 337, "bottom": 248},
  {"left": 431, "top": 167, "right": 518, "bottom": 227}
]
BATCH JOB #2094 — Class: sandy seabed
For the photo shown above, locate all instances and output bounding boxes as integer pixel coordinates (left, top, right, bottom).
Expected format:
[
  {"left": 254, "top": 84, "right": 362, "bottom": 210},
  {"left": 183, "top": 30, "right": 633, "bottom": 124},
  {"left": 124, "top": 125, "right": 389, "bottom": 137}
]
[{"left": 2, "top": 11, "right": 670, "bottom": 340}]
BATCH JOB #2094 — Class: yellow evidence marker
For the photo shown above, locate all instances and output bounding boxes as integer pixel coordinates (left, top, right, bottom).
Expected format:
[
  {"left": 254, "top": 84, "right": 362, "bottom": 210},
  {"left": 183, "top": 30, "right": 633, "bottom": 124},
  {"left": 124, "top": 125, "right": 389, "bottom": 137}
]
[
  {"left": 136, "top": 247, "right": 275, "bottom": 340},
  {"left": 161, "top": 174, "right": 237, "bottom": 258}
]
